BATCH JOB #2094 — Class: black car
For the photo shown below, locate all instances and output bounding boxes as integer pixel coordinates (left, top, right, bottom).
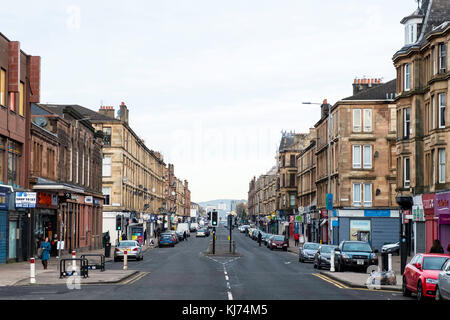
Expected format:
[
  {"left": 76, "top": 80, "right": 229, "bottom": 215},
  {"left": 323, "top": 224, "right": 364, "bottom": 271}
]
[
  {"left": 313, "top": 245, "right": 338, "bottom": 269},
  {"left": 334, "top": 240, "right": 378, "bottom": 272},
  {"left": 299, "top": 242, "right": 321, "bottom": 263}
]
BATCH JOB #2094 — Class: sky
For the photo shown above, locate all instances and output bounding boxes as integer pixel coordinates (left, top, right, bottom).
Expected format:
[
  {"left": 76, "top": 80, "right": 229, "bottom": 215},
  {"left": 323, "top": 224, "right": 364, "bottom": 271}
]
[{"left": 2, "top": 0, "right": 417, "bottom": 203}]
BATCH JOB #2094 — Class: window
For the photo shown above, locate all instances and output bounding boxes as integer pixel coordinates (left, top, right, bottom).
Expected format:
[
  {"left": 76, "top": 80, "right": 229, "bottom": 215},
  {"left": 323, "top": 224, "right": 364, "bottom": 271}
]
[
  {"left": 353, "top": 145, "right": 361, "bottom": 169},
  {"left": 353, "top": 109, "right": 361, "bottom": 132},
  {"left": 87, "top": 153, "right": 90, "bottom": 187},
  {"left": 404, "top": 107, "right": 411, "bottom": 138},
  {"left": 289, "top": 194, "right": 295, "bottom": 207},
  {"left": 102, "top": 187, "right": 111, "bottom": 205},
  {"left": 364, "top": 109, "right": 372, "bottom": 132},
  {"left": 363, "top": 145, "right": 372, "bottom": 169},
  {"left": 404, "top": 64, "right": 411, "bottom": 91},
  {"left": 404, "top": 157, "right": 410, "bottom": 188},
  {"left": 439, "top": 149, "right": 446, "bottom": 183},
  {"left": 439, "top": 43, "right": 447, "bottom": 73},
  {"left": 7, "top": 140, "right": 22, "bottom": 187},
  {"left": 19, "top": 82, "right": 24, "bottom": 116},
  {"left": 439, "top": 93, "right": 446, "bottom": 128},
  {"left": 290, "top": 154, "right": 295, "bottom": 167},
  {"left": 103, "top": 127, "right": 111, "bottom": 146},
  {"left": 103, "top": 156, "right": 111, "bottom": 176},
  {"left": 432, "top": 95, "right": 436, "bottom": 130},
  {"left": 405, "top": 24, "right": 417, "bottom": 44},
  {"left": 76, "top": 150, "right": 79, "bottom": 183},
  {"left": 289, "top": 173, "right": 295, "bottom": 187},
  {"left": 0, "top": 137, "right": 4, "bottom": 183},
  {"left": 69, "top": 146, "right": 73, "bottom": 181},
  {"left": 363, "top": 184, "right": 372, "bottom": 207},
  {"left": 353, "top": 183, "right": 361, "bottom": 206},
  {"left": 282, "top": 194, "right": 286, "bottom": 207},
  {"left": 0, "top": 69, "right": 6, "bottom": 106},
  {"left": 432, "top": 149, "right": 436, "bottom": 185}
]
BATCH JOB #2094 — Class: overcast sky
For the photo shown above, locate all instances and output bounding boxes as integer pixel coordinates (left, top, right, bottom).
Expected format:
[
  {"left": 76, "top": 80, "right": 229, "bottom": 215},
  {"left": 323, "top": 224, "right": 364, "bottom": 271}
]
[{"left": 3, "top": 0, "right": 416, "bottom": 202}]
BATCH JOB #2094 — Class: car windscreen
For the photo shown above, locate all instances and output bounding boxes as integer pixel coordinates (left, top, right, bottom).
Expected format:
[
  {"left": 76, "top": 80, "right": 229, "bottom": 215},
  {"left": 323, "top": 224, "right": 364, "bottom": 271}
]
[
  {"left": 321, "top": 246, "right": 337, "bottom": 253},
  {"left": 118, "top": 241, "right": 137, "bottom": 247},
  {"left": 422, "top": 257, "right": 449, "bottom": 270},
  {"left": 304, "top": 243, "right": 320, "bottom": 250},
  {"left": 273, "top": 236, "right": 285, "bottom": 241},
  {"left": 342, "top": 242, "right": 372, "bottom": 252}
]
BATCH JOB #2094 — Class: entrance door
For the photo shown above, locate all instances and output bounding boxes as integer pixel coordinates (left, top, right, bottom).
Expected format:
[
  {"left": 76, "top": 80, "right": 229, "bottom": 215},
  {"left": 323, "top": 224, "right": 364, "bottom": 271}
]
[
  {"left": 0, "top": 212, "right": 6, "bottom": 263},
  {"left": 8, "top": 221, "right": 17, "bottom": 260}
]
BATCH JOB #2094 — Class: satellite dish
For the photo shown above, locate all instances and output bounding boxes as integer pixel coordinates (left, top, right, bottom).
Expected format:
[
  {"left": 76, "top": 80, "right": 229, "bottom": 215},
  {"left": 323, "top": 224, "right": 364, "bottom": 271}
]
[{"left": 34, "top": 117, "right": 48, "bottom": 128}]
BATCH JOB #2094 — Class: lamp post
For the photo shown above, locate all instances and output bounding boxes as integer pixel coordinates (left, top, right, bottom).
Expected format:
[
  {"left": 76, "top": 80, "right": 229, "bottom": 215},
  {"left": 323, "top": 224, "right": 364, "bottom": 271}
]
[{"left": 303, "top": 100, "right": 332, "bottom": 244}]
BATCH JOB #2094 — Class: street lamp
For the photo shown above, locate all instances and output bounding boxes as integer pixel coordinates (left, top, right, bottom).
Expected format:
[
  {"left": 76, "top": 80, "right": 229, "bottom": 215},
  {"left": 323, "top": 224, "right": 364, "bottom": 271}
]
[{"left": 302, "top": 100, "right": 333, "bottom": 244}]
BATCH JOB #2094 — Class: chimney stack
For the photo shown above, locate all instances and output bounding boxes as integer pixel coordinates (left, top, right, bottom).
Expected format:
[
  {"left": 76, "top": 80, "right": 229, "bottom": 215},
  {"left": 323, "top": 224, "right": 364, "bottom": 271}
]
[
  {"left": 98, "top": 105, "right": 115, "bottom": 119},
  {"left": 353, "top": 77, "right": 383, "bottom": 95},
  {"left": 119, "top": 101, "right": 129, "bottom": 124}
]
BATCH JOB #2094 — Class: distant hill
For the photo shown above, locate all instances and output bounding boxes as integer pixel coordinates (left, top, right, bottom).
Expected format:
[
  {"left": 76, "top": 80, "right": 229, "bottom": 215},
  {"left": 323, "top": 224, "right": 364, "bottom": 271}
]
[{"left": 197, "top": 199, "right": 247, "bottom": 213}]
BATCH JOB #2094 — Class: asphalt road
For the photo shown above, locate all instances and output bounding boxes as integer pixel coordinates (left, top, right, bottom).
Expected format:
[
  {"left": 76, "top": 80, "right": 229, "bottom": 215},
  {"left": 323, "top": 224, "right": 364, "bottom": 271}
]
[{"left": 0, "top": 225, "right": 409, "bottom": 301}]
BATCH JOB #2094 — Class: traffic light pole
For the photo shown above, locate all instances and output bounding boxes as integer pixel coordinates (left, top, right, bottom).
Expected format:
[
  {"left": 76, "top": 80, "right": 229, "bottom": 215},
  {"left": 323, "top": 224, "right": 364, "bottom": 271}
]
[
  {"left": 212, "top": 227, "right": 216, "bottom": 254},
  {"left": 229, "top": 215, "right": 232, "bottom": 253}
]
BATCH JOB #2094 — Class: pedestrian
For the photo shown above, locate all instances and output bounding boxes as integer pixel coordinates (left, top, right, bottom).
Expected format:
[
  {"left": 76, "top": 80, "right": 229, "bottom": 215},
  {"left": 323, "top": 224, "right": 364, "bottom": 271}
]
[
  {"left": 258, "top": 231, "right": 262, "bottom": 247},
  {"left": 144, "top": 230, "right": 147, "bottom": 245},
  {"left": 122, "top": 233, "right": 127, "bottom": 241},
  {"left": 294, "top": 233, "right": 299, "bottom": 247},
  {"left": 184, "top": 231, "right": 188, "bottom": 241},
  {"left": 50, "top": 234, "right": 58, "bottom": 257},
  {"left": 40, "top": 237, "right": 51, "bottom": 270},
  {"left": 430, "top": 239, "right": 444, "bottom": 253}
]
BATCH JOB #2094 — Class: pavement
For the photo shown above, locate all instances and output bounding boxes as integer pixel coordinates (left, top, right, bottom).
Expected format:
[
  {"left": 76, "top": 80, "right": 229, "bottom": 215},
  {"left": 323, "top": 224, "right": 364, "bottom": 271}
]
[
  {"left": 286, "top": 238, "right": 411, "bottom": 292},
  {"left": 0, "top": 242, "right": 155, "bottom": 287}
]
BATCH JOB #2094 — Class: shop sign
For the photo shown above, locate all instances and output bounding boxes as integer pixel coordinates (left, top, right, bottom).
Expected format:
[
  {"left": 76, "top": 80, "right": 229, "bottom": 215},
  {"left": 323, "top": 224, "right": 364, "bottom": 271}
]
[
  {"left": 0, "top": 191, "right": 8, "bottom": 210},
  {"left": 435, "top": 192, "right": 450, "bottom": 225},
  {"left": 85, "top": 196, "right": 93, "bottom": 204},
  {"left": 94, "top": 198, "right": 101, "bottom": 205},
  {"left": 15, "top": 192, "right": 37, "bottom": 208},
  {"left": 422, "top": 194, "right": 435, "bottom": 216},
  {"left": 412, "top": 205, "right": 425, "bottom": 222},
  {"left": 37, "top": 192, "right": 58, "bottom": 208},
  {"left": 295, "top": 215, "right": 303, "bottom": 223}
]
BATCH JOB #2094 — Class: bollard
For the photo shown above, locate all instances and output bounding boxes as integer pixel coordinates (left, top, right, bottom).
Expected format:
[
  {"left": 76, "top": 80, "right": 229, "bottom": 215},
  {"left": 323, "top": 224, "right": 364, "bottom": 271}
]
[
  {"left": 123, "top": 250, "right": 128, "bottom": 271},
  {"left": 72, "top": 250, "right": 76, "bottom": 272},
  {"left": 388, "top": 253, "right": 392, "bottom": 271},
  {"left": 330, "top": 249, "right": 335, "bottom": 272},
  {"left": 30, "top": 258, "right": 36, "bottom": 284}
]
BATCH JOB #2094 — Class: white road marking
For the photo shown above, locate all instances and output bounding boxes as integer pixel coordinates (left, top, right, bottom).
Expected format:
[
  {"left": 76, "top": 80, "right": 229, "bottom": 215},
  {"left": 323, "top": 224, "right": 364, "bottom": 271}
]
[
  {"left": 227, "top": 291, "right": 233, "bottom": 300},
  {"left": 225, "top": 275, "right": 229, "bottom": 281}
]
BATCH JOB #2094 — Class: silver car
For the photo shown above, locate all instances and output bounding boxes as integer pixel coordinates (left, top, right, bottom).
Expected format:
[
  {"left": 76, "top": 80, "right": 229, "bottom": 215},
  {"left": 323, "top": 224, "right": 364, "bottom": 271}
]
[
  {"left": 114, "top": 240, "right": 143, "bottom": 262},
  {"left": 436, "top": 258, "right": 450, "bottom": 301}
]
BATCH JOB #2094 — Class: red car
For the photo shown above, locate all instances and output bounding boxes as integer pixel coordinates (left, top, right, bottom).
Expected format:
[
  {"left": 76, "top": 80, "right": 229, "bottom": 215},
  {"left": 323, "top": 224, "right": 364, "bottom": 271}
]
[
  {"left": 402, "top": 253, "right": 450, "bottom": 301},
  {"left": 268, "top": 235, "right": 288, "bottom": 251}
]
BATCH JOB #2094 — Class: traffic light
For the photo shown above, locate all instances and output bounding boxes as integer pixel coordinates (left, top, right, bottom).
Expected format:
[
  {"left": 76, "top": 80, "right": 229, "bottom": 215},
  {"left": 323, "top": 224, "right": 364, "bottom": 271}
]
[
  {"left": 208, "top": 211, "right": 212, "bottom": 220},
  {"left": 116, "top": 215, "right": 122, "bottom": 231},
  {"left": 212, "top": 211, "right": 218, "bottom": 227}
]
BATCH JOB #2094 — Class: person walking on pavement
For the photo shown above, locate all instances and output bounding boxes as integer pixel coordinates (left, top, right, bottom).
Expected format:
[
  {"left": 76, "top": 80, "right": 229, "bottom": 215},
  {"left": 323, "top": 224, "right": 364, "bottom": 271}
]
[
  {"left": 122, "top": 233, "right": 127, "bottom": 241},
  {"left": 294, "top": 232, "right": 299, "bottom": 247},
  {"left": 258, "top": 231, "right": 262, "bottom": 247},
  {"left": 144, "top": 230, "right": 147, "bottom": 245},
  {"left": 430, "top": 239, "right": 444, "bottom": 253},
  {"left": 40, "top": 237, "right": 51, "bottom": 270},
  {"left": 184, "top": 231, "right": 188, "bottom": 241}
]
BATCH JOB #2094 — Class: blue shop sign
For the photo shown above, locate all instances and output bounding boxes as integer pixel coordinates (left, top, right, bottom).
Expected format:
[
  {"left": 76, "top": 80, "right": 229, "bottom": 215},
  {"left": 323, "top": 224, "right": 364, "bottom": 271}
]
[
  {"left": 332, "top": 220, "right": 339, "bottom": 227},
  {"left": 364, "top": 210, "right": 391, "bottom": 217}
]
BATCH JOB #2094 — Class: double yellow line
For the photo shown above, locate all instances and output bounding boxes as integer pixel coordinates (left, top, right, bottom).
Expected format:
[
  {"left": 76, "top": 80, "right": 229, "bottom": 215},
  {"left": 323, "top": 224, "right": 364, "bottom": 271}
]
[
  {"left": 122, "top": 271, "right": 149, "bottom": 285},
  {"left": 312, "top": 273, "right": 349, "bottom": 289}
]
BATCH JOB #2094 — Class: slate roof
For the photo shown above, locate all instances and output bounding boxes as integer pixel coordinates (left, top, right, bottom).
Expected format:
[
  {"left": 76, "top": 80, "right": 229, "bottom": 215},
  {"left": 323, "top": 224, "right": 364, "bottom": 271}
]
[
  {"left": 342, "top": 79, "right": 396, "bottom": 101},
  {"left": 394, "top": 0, "right": 450, "bottom": 57},
  {"left": 39, "top": 104, "right": 118, "bottom": 122}
]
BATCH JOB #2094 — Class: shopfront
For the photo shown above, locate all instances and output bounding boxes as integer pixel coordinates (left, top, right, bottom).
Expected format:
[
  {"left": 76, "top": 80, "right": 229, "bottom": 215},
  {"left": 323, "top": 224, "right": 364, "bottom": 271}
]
[
  {"left": 0, "top": 187, "right": 11, "bottom": 264},
  {"left": 423, "top": 193, "right": 438, "bottom": 253},
  {"left": 435, "top": 192, "right": 450, "bottom": 254},
  {"left": 32, "top": 191, "right": 58, "bottom": 256}
]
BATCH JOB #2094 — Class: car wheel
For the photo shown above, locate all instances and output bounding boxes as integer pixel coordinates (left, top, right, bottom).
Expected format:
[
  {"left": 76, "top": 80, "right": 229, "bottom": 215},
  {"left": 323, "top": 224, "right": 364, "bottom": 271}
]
[
  {"left": 402, "top": 277, "right": 411, "bottom": 297},
  {"left": 417, "top": 281, "right": 424, "bottom": 301},
  {"left": 283, "top": 247, "right": 287, "bottom": 251},
  {"left": 435, "top": 285, "right": 441, "bottom": 301}
]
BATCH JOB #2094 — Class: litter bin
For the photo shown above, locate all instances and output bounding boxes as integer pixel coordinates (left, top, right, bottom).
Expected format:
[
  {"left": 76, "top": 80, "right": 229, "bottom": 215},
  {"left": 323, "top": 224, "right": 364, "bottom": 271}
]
[{"left": 105, "top": 242, "right": 111, "bottom": 258}]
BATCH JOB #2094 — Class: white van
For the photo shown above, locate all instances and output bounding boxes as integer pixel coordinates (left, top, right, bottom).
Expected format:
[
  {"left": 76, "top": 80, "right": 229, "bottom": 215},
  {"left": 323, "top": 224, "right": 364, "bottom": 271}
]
[{"left": 177, "top": 223, "right": 190, "bottom": 237}]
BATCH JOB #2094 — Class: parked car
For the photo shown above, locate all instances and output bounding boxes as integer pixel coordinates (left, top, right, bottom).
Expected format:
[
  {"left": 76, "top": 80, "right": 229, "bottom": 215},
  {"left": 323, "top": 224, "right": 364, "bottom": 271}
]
[
  {"left": 196, "top": 228, "right": 207, "bottom": 237},
  {"left": 114, "top": 240, "right": 143, "bottom": 261},
  {"left": 402, "top": 253, "right": 450, "bottom": 301},
  {"left": 314, "top": 245, "right": 338, "bottom": 269},
  {"left": 175, "top": 231, "right": 185, "bottom": 241},
  {"left": 268, "top": 235, "right": 288, "bottom": 251},
  {"left": 381, "top": 242, "right": 400, "bottom": 255},
  {"left": 169, "top": 231, "right": 179, "bottom": 243},
  {"left": 252, "top": 229, "right": 261, "bottom": 240},
  {"left": 436, "top": 257, "right": 450, "bottom": 301},
  {"left": 247, "top": 228, "right": 255, "bottom": 237},
  {"left": 299, "top": 242, "right": 321, "bottom": 263},
  {"left": 158, "top": 233, "right": 176, "bottom": 247},
  {"left": 177, "top": 223, "right": 190, "bottom": 237},
  {"left": 333, "top": 241, "right": 378, "bottom": 272},
  {"left": 239, "top": 225, "right": 250, "bottom": 233},
  {"left": 262, "top": 233, "right": 272, "bottom": 246}
]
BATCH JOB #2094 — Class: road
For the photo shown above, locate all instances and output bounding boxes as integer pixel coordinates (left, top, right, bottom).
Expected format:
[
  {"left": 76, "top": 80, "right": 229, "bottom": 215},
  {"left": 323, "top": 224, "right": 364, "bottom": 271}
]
[{"left": 0, "top": 225, "right": 409, "bottom": 301}]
